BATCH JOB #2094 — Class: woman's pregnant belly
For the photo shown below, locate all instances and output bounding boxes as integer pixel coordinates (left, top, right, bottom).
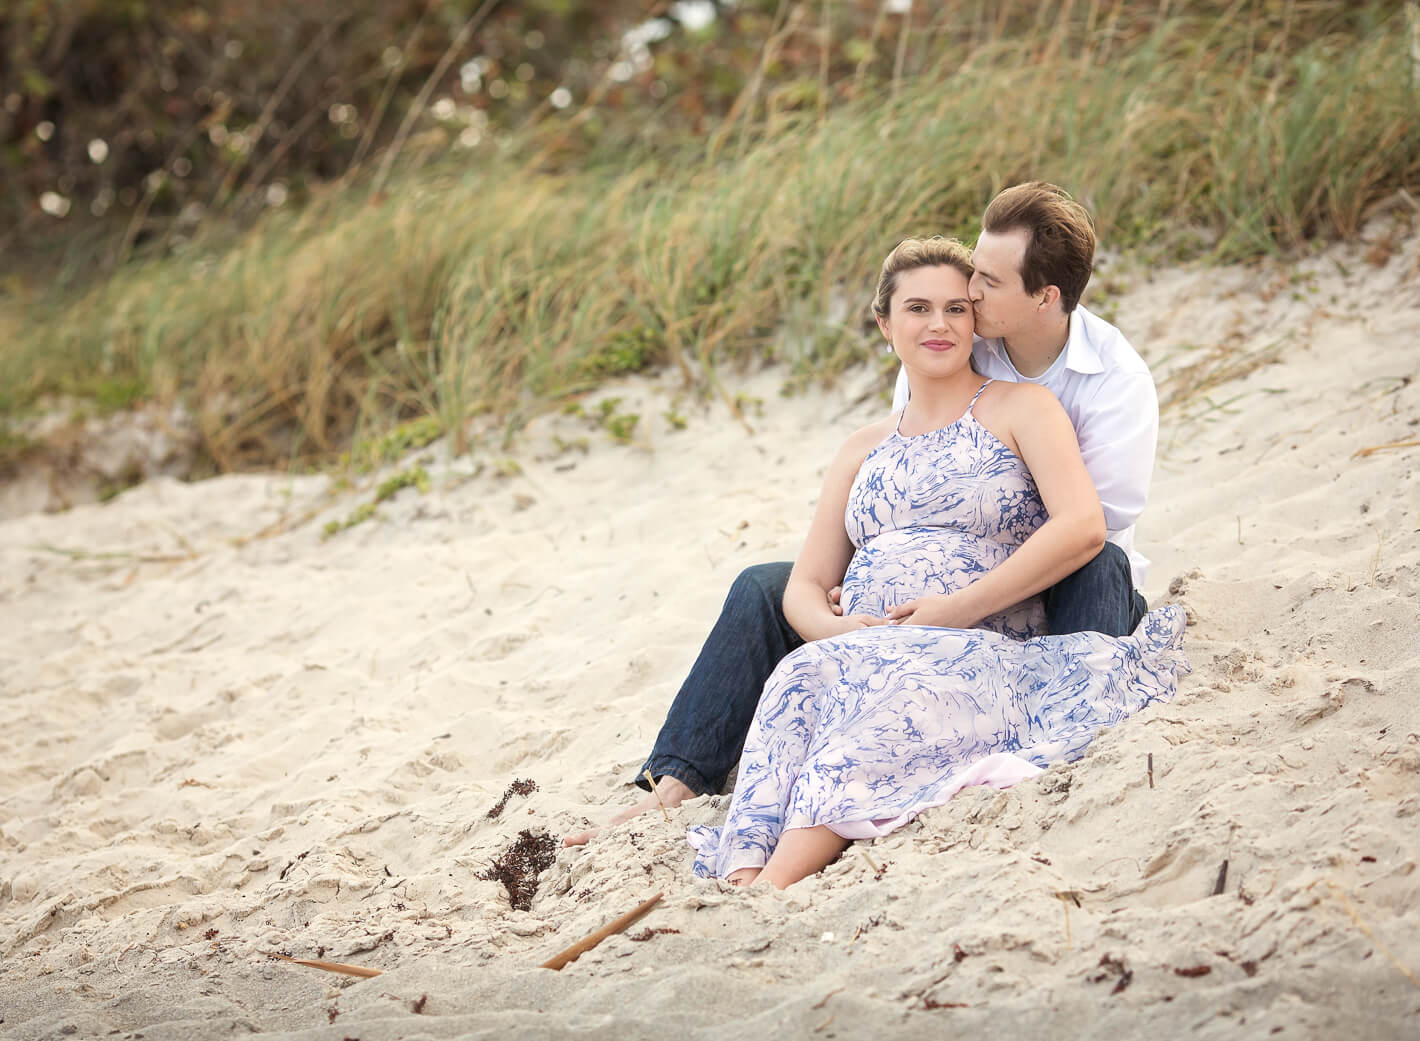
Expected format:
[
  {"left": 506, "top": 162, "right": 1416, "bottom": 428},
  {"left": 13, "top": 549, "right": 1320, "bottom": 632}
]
[{"left": 840, "top": 526, "right": 1044, "bottom": 640}]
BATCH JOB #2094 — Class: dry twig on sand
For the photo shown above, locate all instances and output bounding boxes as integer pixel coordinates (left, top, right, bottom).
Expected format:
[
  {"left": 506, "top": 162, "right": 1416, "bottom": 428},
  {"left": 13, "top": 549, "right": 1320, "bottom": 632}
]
[
  {"left": 642, "top": 770, "right": 672, "bottom": 823},
  {"left": 541, "top": 892, "right": 663, "bottom": 970},
  {"left": 264, "top": 952, "right": 383, "bottom": 978},
  {"left": 1353, "top": 437, "right": 1420, "bottom": 458}
]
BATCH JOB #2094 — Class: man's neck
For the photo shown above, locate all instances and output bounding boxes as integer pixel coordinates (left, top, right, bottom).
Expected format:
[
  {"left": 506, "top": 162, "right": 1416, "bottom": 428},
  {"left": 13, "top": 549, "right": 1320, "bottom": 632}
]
[{"left": 1001, "top": 313, "right": 1071, "bottom": 378}]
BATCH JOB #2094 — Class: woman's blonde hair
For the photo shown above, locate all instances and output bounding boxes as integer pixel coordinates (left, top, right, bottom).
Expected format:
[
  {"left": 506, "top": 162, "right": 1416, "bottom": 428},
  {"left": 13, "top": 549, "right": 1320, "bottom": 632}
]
[{"left": 871, "top": 236, "right": 973, "bottom": 319}]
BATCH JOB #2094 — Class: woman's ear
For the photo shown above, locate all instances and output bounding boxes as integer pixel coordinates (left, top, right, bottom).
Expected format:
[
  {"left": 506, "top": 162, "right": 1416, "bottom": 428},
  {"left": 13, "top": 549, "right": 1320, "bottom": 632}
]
[{"left": 876, "top": 313, "right": 891, "bottom": 342}]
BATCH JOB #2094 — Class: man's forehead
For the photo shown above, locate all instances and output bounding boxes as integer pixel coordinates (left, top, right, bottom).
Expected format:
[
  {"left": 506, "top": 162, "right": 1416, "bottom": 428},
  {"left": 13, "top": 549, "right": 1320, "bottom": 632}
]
[{"left": 971, "top": 229, "right": 1027, "bottom": 278}]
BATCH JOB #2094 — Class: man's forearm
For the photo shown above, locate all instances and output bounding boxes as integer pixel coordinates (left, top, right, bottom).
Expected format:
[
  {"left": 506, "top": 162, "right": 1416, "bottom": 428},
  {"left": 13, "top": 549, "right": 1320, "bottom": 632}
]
[{"left": 784, "top": 577, "right": 849, "bottom": 643}]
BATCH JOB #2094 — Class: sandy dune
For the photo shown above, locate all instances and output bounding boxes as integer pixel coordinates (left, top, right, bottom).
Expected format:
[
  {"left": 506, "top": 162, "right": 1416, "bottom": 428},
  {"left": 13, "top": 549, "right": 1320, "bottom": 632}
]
[{"left": 1, "top": 223, "right": 1418, "bottom": 1039}]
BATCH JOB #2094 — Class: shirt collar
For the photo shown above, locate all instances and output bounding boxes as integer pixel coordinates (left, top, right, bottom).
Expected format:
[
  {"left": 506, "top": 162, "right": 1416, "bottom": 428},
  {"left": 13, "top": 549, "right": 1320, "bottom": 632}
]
[{"left": 1061, "top": 305, "right": 1105, "bottom": 375}]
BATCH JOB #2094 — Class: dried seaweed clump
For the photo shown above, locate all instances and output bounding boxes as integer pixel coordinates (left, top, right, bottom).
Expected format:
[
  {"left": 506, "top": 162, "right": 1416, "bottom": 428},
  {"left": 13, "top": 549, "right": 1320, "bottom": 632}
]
[
  {"left": 481, "top": 829, "right": 558, "bottom": 911},
  {"left": 485, "top": 778, "right": 538, "bottom": 820},
  {"left": 628, "top": 927, "right": 681, "bottom": 942}
]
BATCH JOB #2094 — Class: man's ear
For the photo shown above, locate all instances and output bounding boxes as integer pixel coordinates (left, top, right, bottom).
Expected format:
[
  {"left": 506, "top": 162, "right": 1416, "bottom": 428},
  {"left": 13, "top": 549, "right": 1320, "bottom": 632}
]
[{"left": 1037, "top": 285, "right": 1062, "bottom": 312}]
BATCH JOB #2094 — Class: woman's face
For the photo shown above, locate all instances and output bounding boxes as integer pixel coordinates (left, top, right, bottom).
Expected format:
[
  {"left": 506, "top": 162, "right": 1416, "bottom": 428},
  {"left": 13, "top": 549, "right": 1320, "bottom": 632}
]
[{"left": 877, "top": 265, "right": 974, "bottom": 376}]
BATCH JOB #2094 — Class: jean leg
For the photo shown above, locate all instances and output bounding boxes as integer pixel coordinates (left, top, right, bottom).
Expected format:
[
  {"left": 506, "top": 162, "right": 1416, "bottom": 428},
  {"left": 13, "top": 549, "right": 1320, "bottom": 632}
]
[
  {"left": 1043, "top": 542, "right": 1146, "bottom": 637},
  {"left": 638, "top": 561, "right": 803, "bottom": 795}
]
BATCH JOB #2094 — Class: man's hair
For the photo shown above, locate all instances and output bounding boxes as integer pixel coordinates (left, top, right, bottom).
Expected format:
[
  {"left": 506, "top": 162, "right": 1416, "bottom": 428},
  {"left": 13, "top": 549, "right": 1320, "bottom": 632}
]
[
  {"left": 981, "top": 182, "right": 1095, "bottom": 313},
  {"left": 871, "top": 236, "right": 973, "bottom": 319}
]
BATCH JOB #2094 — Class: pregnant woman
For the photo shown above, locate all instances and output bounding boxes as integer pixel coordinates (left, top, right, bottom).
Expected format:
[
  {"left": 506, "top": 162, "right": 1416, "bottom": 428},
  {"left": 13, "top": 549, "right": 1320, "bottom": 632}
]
[{"left": 687, "top": 237, "right": 1187, "bottom": 887}]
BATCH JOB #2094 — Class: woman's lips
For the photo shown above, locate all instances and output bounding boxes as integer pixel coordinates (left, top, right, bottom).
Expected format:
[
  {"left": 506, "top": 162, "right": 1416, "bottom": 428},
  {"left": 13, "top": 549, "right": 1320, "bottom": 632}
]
[{"left": 921, "top": 340, "right": 954, "bottom": 351}]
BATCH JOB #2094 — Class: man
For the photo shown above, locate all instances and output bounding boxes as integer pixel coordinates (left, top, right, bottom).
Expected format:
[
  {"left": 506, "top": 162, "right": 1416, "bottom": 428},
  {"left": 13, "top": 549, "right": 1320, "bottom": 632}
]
[{"left": 565, "top": 182, "right": 1158, "bottom": 846}]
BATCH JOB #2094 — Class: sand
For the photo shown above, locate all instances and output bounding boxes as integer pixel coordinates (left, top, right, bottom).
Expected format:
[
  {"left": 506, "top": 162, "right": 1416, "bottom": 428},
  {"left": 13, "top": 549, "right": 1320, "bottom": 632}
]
[{"left": 1, "top": 222, "right": 1418, "bottom": 1040}]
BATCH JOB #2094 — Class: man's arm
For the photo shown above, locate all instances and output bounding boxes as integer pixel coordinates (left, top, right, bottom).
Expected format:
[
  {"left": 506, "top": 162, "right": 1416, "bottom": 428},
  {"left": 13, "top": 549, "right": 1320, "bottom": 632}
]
[
  {"left": 1074, "top": 370, "right": 1158, "bottom": 537},
  {"left": 885, "top": 383, "right": 1106, "bottom": 628}
]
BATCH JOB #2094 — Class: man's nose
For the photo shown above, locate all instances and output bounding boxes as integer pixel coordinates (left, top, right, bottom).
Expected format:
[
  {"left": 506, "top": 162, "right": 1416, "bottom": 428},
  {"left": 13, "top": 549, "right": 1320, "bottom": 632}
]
[{"left": 968, "top": 275, "right": 984, "bottom": 302}]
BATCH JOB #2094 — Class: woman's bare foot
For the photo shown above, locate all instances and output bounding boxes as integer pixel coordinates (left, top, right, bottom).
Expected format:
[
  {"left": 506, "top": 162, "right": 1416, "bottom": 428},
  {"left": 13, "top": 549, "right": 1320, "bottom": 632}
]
[
  {"left": 757, "top": 825, "right": 850, "bottom": 889},
  {"left": 725, "top": 867, "right": 762, "bottom": 887},
  {"left": 562, "top": 775, "right": 698, "bottom": 847}
]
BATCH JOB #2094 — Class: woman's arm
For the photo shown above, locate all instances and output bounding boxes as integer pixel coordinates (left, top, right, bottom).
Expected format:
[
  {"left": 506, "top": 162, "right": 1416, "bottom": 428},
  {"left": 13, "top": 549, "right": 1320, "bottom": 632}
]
[
  {"left": 783, "top": 422, "right": 894, "bottom": 642},
  {"left": 886, "top": 384, "right": 1105, "bottom": 628}
]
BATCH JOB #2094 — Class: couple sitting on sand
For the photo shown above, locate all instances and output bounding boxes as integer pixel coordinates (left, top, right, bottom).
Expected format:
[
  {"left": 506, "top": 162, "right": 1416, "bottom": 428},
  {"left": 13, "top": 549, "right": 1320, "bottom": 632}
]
[{"left": 566, "top": 182, "right": 1189, "bottom": 888}]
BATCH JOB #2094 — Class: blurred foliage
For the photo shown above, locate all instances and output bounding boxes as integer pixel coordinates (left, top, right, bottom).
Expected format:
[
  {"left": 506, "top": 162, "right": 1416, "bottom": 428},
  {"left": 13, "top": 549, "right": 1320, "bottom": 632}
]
[
  {"left": 3, "top": 0, "right": 1404, "bottom": 283},
  {"left": 0, "top": 0, "right": 1415, "bottom": 477},
  {"left": 0, "top": 0, "right": 685, "bottom": 276}
]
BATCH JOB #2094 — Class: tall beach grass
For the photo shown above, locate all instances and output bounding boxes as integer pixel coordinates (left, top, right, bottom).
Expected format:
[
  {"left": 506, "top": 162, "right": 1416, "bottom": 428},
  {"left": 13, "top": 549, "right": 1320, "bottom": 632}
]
[{"left": 1, "top": 0, "right": 1415, "bottom": 472}]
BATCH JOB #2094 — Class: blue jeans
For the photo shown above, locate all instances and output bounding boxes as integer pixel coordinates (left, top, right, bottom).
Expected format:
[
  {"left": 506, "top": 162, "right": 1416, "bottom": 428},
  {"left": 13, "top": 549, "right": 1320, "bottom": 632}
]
[{"left": 637, "top": 542, "right": 1146, "bottom": 796}]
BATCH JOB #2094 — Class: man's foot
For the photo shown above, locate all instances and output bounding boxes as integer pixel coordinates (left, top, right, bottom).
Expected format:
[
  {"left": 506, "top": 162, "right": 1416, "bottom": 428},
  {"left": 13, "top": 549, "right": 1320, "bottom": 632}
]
[
  {"left": 562, "top": 775, "right": 698, "bottom": 847},
  {"left": 725, "top": 867, "right": 761, "bottom": 887}
]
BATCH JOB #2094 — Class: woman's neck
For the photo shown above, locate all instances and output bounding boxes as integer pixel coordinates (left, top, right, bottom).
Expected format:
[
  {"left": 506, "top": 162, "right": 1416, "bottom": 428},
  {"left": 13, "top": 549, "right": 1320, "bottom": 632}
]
[{"left": 898, "top": 367, "right": 985, "bottom": 436}]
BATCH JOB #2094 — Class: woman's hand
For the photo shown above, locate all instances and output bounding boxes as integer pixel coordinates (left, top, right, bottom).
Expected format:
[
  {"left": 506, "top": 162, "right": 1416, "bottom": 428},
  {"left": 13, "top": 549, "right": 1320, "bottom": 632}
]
[{"left": 885, "top": 592, "right": 980, "bottom": 629}]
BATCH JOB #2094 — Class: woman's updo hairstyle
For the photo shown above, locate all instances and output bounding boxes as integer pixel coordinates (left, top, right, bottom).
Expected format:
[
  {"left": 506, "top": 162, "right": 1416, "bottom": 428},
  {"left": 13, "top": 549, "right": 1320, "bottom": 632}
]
[{"left": 871, "top": 236, "right": 974, "bottom": 320}]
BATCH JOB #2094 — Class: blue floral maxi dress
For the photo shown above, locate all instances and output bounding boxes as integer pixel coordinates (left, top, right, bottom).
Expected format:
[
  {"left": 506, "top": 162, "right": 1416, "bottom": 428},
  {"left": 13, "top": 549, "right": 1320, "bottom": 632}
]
[{"left": 687, "top": 383, "right": 1190, "bottom": 878}]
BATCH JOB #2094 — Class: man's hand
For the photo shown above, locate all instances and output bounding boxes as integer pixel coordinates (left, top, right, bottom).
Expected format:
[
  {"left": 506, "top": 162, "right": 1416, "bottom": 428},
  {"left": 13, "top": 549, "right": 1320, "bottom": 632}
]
[
  {"left": 810, "top": 612, "right": 889, "bottom": 640},
  {"left": 885, "top": 593, "right": 979, "bottom": 629},
  {"left": 826, "top": 585, "right": 844, "bottom": 616},
  {"left": 839, "top": 612, "right": 889, "bottom": 631}
]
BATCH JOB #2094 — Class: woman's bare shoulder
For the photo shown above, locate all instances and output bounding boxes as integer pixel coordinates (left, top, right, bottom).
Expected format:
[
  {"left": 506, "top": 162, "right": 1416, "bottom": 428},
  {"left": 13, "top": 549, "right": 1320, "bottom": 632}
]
[
  {"left": 846, "top": 413, "right": 897, "bottom": 451},
  {"left": 972, "top": 381, "right": 1066, "bottom": 456},
  {"left": 828, "top": 414, "right": 895, "bottom": 471}
]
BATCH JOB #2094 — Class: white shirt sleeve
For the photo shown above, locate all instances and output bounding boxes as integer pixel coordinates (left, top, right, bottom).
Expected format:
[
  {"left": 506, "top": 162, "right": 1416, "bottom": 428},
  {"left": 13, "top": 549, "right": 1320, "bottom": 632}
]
[
  {"left": 1072, "top": 370, "right": 1158, "bottom": 537},
  {"left": 891, "top": 365, "right": 910, "bottom": 411}
]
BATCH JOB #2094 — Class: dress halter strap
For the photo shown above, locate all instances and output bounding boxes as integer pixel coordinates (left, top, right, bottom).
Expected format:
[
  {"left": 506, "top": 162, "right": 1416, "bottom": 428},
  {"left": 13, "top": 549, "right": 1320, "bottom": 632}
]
[{"left": 895, "top": 378, "right": 994, "bottom": 437}]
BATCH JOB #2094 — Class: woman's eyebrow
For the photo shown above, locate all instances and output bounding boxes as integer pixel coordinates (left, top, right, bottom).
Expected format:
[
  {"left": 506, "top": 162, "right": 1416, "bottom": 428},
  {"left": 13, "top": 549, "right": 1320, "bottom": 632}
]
[{"left": 901, "top": 297, "right": 971, "bottom": 306}]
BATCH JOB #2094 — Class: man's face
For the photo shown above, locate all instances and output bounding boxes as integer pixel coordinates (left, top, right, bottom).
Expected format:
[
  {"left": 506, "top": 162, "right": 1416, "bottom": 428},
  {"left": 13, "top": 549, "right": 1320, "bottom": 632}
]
[{"left": 969, "top": 228, "right": 1038, "bottom": 340}]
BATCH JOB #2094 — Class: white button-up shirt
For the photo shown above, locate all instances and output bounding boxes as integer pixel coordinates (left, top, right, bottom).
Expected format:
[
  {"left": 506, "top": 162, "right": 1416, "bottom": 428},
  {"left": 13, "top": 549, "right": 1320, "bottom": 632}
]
[{"left": 892, "top": 304, "right": 1158, "bottom": 588}]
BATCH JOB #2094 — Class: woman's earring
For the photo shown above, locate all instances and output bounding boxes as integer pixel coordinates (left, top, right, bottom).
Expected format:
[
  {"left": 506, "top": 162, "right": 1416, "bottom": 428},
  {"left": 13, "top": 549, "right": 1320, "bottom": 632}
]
[{"left": 884, "top": 341, "right": 895, "bottom": 354}]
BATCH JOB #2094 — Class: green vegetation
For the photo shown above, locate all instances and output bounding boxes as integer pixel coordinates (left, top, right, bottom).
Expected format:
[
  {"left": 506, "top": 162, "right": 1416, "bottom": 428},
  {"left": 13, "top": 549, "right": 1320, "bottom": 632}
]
[
  {"left": 586, "top": 398, "right": 639, "bottom": 444},
  {"left": 323, "top": 502, "right": 378, "bottom": 539},
  {"left": 604, "top": 412, "right": 639, "bottom": 445},
  {"left": 322, "top": 462, "right": 430, "bottom": 537},
  {"left": 374, "top": 463, "right": 430, "bottom": 502},
  {"left": 2, "top": 2, "right": 1416, "bottom": 473},
  {"left": 353, "top": 416, "right": 443, "bottom": 472}
]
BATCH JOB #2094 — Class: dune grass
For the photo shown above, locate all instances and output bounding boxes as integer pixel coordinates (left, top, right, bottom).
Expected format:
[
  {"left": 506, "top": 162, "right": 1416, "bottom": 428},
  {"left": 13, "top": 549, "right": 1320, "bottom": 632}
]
[{"left": 1, "top": 0, "right": 1416, "bottom": 472}]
